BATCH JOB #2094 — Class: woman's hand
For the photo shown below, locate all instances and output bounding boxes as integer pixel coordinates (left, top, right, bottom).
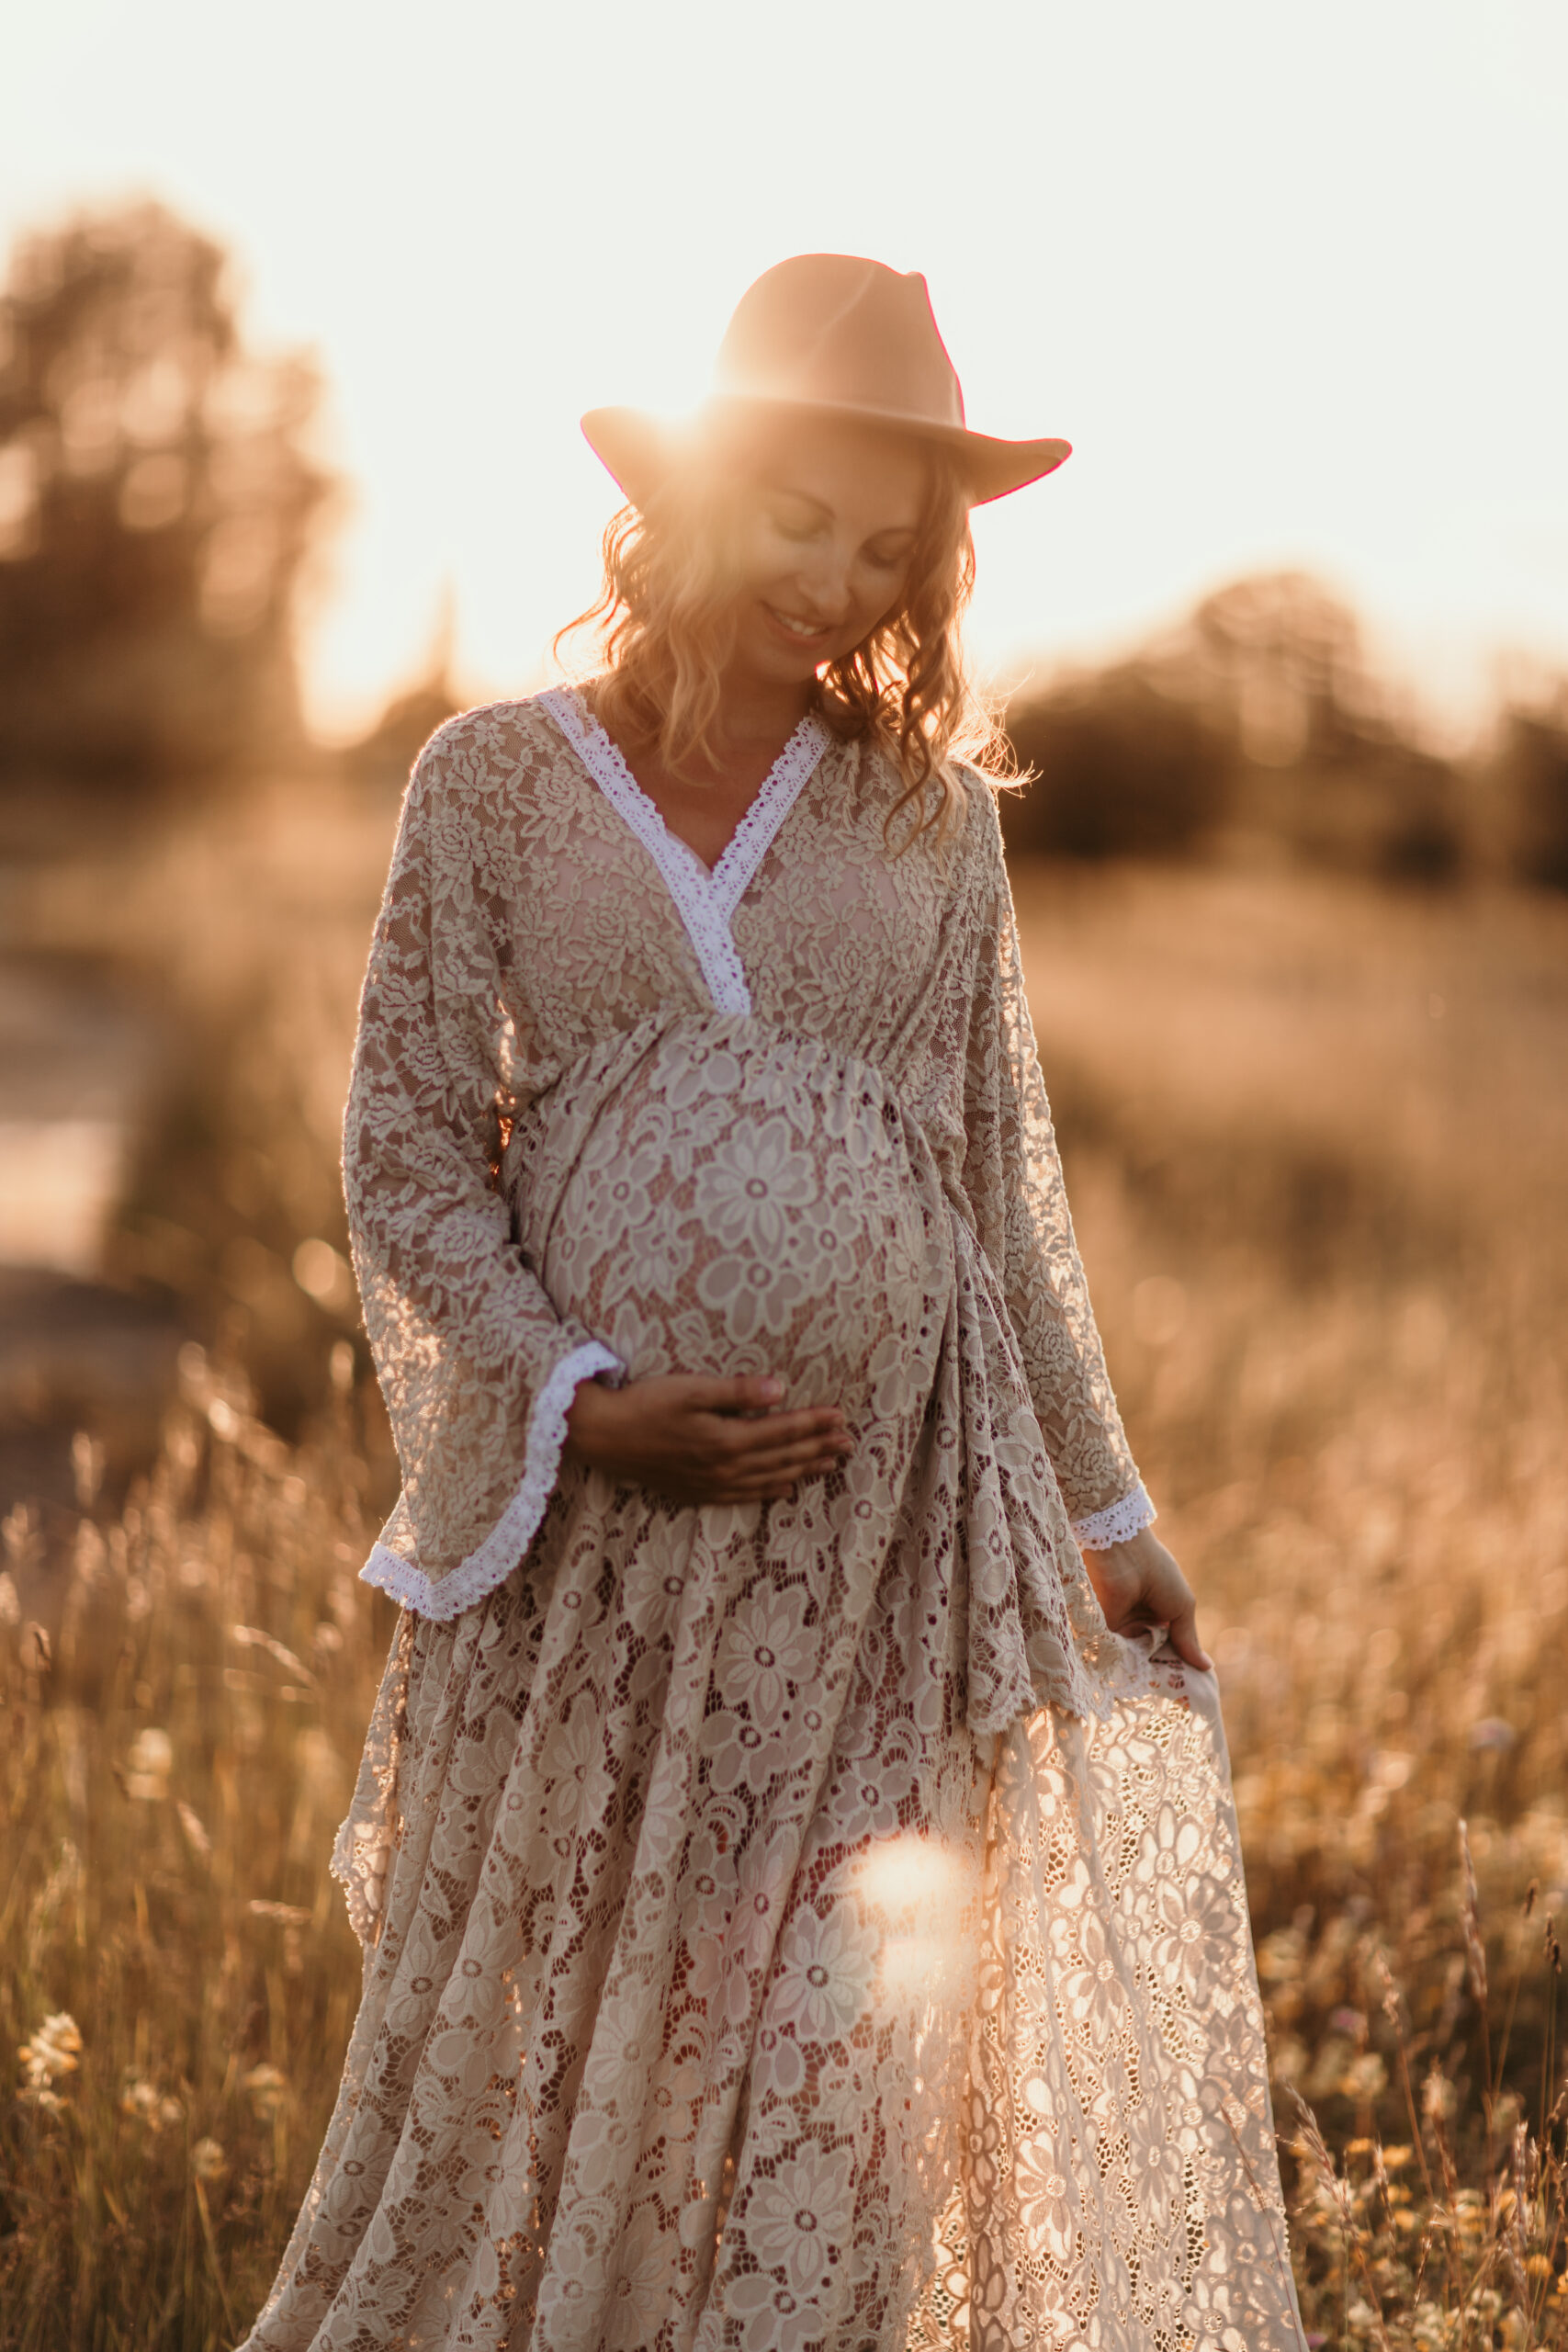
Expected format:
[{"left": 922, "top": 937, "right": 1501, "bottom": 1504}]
[
  {"left": 1081, "top": 1525, "right": 1213, "bottom": 1672},
  {"left": 564, "top": 1374, "right": 852, "bottom": 1506}
]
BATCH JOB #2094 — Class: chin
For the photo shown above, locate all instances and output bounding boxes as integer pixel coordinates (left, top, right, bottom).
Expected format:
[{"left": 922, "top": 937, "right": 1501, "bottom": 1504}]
[
  {"left": 743, "top": 631, "right": 826, "bottom": 686},
  {"left": 744, "top": 612, "right": 855, "bottom": 688}
]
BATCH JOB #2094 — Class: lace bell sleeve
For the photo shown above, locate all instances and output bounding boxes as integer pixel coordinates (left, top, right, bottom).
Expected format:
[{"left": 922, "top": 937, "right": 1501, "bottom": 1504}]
[
  {"left": 959, "top": 792, "right": 1156, "bottom": 1551},
  {"left": 344, "top": 730, "right": 620, "bottom": 1620}
]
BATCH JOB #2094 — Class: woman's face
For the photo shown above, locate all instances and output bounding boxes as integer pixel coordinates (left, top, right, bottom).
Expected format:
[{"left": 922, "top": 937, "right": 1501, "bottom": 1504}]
[{"left": 726, "top": 417, "right": 929, "bottom": 692}]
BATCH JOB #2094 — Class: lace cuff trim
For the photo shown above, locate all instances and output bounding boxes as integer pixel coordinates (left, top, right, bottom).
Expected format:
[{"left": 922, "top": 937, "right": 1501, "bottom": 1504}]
[
  {"left": 359, "top": 1340, "right": 622, "bottom": 1619},
  {"left": 1070, "top": 1482, "right": 1156, "bottom": 1551}
]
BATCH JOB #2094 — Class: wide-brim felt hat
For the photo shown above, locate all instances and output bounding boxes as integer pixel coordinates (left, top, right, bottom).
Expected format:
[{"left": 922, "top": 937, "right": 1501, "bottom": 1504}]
[{"left": 582, "top": 253, "right": 1071, "bottom": 513}]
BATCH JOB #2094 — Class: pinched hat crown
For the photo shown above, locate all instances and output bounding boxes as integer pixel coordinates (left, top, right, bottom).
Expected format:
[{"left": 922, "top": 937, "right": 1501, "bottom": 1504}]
[
  {"left": 583, "top": 253, "right": 1070, "bottom": 512},
  {"left": 714, "top": 254, "right": 967, "bottom": 434}
]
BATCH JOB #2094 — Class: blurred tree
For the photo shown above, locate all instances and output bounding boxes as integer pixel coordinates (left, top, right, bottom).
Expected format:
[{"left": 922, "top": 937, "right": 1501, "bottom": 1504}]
[
  {"left": 1494, "top": 691, "right": 1568, "bottom": 889},
  {"left": 1190, "top": 573, "right": 1461, "bottom": 880},
  {"left": 0, "top": 200, "right": 333, "bottom": 786},
  {"left": 1001, "top": 572, "right": 1463, "bottom": 878},
  {"left": 1002, "top": 662, "right": 1230, "bottom": 861}
]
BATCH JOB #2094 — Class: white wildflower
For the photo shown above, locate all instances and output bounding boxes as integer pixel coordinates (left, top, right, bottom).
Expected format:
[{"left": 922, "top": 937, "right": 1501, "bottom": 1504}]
[
  {"left": 18, "top": 2010, "right": 83, "bottom": 2109},
  {"left": 124, "top": 1727, "right": 174, "bottom": 1800}
]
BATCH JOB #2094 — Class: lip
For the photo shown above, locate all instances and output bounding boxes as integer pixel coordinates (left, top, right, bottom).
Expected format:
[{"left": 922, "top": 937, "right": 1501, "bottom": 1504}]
[{"left": 761, "top": 602, "right": 835, "bottom": 650}]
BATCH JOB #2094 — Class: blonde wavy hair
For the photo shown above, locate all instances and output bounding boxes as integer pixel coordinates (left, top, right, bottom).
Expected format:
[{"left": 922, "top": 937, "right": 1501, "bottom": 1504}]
[{"left": 556, "top": 417, "right": 1009, "bottom": 843}]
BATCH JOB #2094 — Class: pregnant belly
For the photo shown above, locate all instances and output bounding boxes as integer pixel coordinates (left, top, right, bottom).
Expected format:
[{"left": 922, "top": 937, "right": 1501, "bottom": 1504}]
[{"left": 520, "top": 1021, "right": 947, "bottom": 1426}]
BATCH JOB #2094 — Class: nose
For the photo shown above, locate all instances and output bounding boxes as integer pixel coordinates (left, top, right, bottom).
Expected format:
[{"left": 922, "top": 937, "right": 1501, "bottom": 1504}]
[{"left": 795, "top": 540, "right": 856, "bottom": 624}]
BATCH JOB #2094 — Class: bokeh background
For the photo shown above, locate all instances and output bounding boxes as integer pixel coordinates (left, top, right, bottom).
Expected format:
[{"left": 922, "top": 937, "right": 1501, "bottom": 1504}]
[{"left": 2, "top": 4, "right": 1566, "bottom": 2345}]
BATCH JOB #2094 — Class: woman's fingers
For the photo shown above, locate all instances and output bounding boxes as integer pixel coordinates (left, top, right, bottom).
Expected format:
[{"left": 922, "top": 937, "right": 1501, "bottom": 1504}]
[
  {"left": 569, "top": 1371, "right": 851, "bottom": 1501},
  {"left": 681, "top": 1374, "right": 845, "bottom": 1434},
  {"left": 706, "top": 1410, "right": 847, "bottom": 1460},
  {"left": 699, "top": 1406, "right": 845, "bottom": 1459},
  {"left": 1165, "top": 1600, "right": 1213, "bottom": 1673},
  {"left": 682, "top": 1374, "right": 789, "bottom": 1415}
]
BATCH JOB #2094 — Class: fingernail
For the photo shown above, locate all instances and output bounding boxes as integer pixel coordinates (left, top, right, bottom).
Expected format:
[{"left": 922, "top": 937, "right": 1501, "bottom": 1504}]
[{"left": 760, "top": 1377, "right": 783, "bottom": 1402}]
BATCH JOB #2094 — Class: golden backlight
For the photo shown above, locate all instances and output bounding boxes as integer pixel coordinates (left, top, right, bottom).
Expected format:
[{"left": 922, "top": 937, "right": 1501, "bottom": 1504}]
[{"left": 5, "top": 0, "right": 1565, "bottom": 740}]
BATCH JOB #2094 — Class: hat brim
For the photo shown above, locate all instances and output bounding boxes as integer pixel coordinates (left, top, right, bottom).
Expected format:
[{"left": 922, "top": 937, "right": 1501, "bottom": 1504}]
[{"left": 581, "top": 395, "right": 1071, "bottom": 513}]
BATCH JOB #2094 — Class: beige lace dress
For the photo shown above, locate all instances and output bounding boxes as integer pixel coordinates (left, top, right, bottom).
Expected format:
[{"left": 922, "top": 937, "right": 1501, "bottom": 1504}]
[{"left": 242, "top": 691, "right": 1305, "bottom": 2352}]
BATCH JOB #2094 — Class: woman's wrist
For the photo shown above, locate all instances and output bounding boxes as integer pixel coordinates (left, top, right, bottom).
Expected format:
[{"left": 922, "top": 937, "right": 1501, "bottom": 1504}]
[{"left": 564, "top": 1375, "right": 620, "bottom": 1466}]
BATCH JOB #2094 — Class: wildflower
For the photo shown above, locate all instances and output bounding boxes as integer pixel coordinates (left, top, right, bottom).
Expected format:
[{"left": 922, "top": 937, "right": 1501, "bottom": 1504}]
[
  {"left": 18, "top": 2011, "right": 83, "bottom": 2109},
  {"left": 121, "top": 2079, "right": 183, "bottom": 2129},
  {"left": 1423, "top": 2066, "right": 1456, "bottom": 2123},
  {"left": 1339, "top": 2052, "right": 1388, "bottom": 2103},
  {"left": 241, "top": 2063, "right": 288, "bottom": 2118},
  {"left": 1268, "top": 2034, "right": 1307, "bottom": 2086},
  {"left": 191, "top": 2137, "right": 227, "bottom": 2180},
  {"left": 124, "top": 1727, "right": 174, "bottom": 1801},
  {"left": 1257, "top": 1926, "right": 1305, "bottom": 1983}
]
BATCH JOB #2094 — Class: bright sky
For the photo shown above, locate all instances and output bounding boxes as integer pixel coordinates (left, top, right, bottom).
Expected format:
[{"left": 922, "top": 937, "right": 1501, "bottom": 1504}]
[{"left": 6, "top": 0, "right": 1566, "bottom": 741}]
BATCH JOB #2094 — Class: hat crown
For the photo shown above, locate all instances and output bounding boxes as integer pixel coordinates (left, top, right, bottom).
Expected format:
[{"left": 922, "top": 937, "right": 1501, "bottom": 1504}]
[{"left": 713, "top": 253, "right": 967, "bottom": 434}]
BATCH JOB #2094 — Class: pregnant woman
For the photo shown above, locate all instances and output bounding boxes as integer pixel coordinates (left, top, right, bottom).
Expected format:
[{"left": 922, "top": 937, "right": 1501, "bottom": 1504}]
[{"left": 245, "top": 255, "right": 1305, "bottom": 2351}]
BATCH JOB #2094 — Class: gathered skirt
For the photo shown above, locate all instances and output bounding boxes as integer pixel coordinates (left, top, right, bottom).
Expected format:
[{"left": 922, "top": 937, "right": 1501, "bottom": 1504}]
[{"left": 243, "top": 1015, "right": 1305, "bottom": 2352}]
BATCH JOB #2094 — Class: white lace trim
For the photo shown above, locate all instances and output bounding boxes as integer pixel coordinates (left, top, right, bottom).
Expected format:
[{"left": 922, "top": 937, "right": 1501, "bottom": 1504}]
[
  {"left": 1070, "top": 1481, "right": 1157, "bottom": 1551},
  {"left": 538, "top": 687, "right": 829, "bottom": 1016},
  {"left": 359, "top": 1340, "right": 622, "bottom": 1619}
]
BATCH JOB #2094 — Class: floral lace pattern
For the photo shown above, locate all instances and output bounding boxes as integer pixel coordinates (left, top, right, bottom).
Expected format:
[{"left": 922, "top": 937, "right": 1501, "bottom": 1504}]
[
  {"left": 243, "top": 696, "right": 1303, "bottom": 2351},
  {"left": 343, "top": 693, "right": 1145, "bottom": 1613},
  {"left": 536, "top": 688, "right": 830, "bottom": 1018}
]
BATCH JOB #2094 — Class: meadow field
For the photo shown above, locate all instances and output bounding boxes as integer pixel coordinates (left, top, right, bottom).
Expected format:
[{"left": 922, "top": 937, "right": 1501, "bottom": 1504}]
[{"left": 2, "top": 784, "right": 1566, "bottom": 2348}]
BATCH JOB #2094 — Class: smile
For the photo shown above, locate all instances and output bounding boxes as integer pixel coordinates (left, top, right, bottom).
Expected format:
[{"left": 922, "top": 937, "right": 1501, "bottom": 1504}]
[{"left": 764, "top": 605, "right": 832, "bottom": 642}]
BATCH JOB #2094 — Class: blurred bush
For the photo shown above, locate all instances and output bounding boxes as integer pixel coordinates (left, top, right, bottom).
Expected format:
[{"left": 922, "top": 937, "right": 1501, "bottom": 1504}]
[
  {"left": 0, "top": 200, "right": 333, "bottom": 788},
  {"left": 1003, "top": 571, "right": 1467, "bottom": 881},
  {"left": 1003, "top": 659, "right": 1229, "bottom": 860},
  {"left": 1492, "top": 685, "right": 1568, "bottom": 888}
]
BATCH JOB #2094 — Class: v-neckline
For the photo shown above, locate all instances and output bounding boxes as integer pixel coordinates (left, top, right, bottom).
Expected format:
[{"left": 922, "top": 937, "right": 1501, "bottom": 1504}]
[{"left": 538, "top": 686, "right": 829, "bottom": 1015}]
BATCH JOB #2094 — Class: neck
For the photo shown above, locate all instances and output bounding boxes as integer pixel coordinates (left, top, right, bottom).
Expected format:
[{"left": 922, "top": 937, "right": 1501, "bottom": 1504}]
[{"left": 708, "top": 661, "right": 814, "bottom": 756}]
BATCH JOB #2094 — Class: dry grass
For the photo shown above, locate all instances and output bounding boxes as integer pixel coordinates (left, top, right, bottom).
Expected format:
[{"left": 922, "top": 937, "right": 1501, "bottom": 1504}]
[
  {"left": 2, "top": 820, "right": 1566, "bottom": 2346},
  {"left": 0, "top": 1351, "right": 396, "bottom": 2346}
]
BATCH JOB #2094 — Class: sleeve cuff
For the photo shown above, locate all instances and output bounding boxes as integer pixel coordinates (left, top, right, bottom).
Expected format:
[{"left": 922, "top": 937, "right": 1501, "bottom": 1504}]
[
  {"left": 360, "top": 1339, "right": 624, "bottom": 1618},
  {"left": 1070, "top": 1481, "right": 1156, "bottom": 1551}
]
